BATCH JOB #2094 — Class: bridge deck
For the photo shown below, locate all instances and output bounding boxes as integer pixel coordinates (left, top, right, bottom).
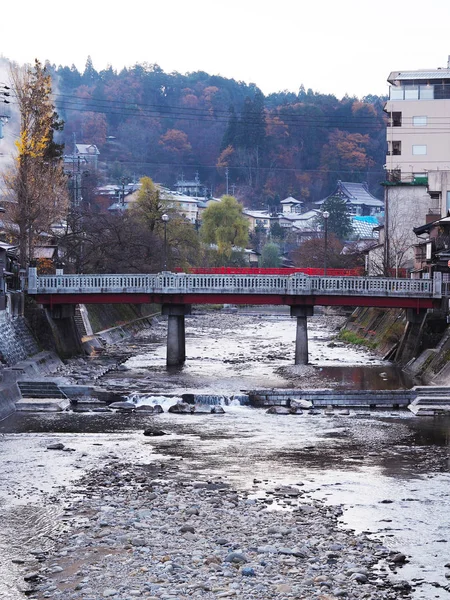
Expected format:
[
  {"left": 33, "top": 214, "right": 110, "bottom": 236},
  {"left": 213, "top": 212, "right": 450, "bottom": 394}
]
[{"left": 27, "top": 270, "right": 442, "bottom": 310}]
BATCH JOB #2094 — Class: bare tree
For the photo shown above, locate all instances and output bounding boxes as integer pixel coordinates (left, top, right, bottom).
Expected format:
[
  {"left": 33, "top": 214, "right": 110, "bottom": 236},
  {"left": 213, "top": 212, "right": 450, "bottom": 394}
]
[{"left": 3, "top": 60, "right": 68, "bottom": 266}]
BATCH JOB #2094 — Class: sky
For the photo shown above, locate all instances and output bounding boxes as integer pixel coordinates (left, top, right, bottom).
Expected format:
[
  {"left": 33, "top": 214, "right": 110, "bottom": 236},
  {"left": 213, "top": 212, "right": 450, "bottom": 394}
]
[{"left": 2, "top": 0, "right": 450, "bottom": 99}]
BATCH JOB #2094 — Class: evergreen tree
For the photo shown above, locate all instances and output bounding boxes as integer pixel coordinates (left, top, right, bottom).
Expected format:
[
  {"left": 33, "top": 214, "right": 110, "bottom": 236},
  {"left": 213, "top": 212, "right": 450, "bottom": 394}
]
[{"left": 317, "top": 196, "right": 354, "bottom": 241}]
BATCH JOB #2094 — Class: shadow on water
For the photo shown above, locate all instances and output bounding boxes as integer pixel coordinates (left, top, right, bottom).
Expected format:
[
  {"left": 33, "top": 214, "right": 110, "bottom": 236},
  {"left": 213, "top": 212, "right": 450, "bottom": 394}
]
[{"left": 313, "top": 365, "right": 415, "bottom": 390}]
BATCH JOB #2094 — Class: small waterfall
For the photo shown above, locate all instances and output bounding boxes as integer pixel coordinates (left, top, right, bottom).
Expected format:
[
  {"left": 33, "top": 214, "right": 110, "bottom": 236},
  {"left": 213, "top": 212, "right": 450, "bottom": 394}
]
[{"left": 125, "top": 392, "right": 250, "bottom": 408}]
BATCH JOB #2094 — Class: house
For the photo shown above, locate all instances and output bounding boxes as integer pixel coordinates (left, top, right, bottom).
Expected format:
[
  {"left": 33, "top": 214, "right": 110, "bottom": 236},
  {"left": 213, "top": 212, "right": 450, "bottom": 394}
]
[
  {"left": 280, "top": 196, "right": 303, "bottom": 214},
  {"left": 316, "top": 181, "right": 384, "bottom": 216},
  {"left": 75, "top": 144, "right": 100, "bottom": 169},
  {"left": 174, "top": 173, "right": 207, "bottom": 197},
  {"left": 412, "top": 215, "right": 450, "bottom": 281},
  {"left": 243, "top": 210, "right": 273, "bottom": 232}
]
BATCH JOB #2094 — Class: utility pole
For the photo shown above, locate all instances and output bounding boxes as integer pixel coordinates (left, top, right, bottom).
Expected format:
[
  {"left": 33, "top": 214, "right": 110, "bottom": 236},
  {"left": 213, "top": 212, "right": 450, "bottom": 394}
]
[{"left": 225, "top": 167, "right": 229, "bottom": 195}]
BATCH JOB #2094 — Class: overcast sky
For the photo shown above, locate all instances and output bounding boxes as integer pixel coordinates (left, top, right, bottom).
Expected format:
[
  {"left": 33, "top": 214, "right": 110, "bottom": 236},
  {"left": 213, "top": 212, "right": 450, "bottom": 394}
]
[{"left": 2, "top": 0, "right": 450, "bottom": 99}]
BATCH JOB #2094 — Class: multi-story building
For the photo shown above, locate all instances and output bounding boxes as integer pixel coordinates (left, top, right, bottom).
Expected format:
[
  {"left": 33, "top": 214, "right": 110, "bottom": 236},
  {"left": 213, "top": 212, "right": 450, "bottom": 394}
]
[{"left": 380, "top": 58, "right": 450, "bottom": 275}]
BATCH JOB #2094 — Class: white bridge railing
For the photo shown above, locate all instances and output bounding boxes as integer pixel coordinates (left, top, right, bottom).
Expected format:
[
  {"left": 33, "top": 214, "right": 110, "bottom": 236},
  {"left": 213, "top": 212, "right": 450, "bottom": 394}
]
[{"left": 27, "top": 269, "right": 442, "bottom": 298}]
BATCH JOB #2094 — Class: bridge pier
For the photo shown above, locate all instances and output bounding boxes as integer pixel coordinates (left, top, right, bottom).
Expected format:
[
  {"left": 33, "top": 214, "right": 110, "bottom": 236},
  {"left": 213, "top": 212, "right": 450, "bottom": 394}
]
[
  {"left": 291, "top": 306, "right": 314, "bottom": 365},
  {"left": 162, "top": 304, "right": 191, "bottom": 366}
]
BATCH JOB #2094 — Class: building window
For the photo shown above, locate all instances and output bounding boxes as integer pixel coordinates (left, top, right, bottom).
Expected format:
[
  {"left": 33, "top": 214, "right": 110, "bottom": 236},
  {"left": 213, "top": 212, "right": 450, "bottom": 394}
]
[
  {"left": 412, "top": 145, "right": 427, "bottom": 155},
  {"left": 390, "top": 112, "right": 402, "bottom": 127},
  {"left": 420, "top": 86, "right": 434, "bottom": 100},
  {"left": 446, "top": 191, "right": 450, "bottom": 213},
  {"left": 405, "top": 86, "right": 419, "bottom": 100},
  {"left": 413, "top": 116, "right": 427, "bottom": 127},
  {"left": 390, "top": 87, "right": 404, "bottom": 100},
  {"left": 388, "top": 141, "right": 402, "bottom": 156}
]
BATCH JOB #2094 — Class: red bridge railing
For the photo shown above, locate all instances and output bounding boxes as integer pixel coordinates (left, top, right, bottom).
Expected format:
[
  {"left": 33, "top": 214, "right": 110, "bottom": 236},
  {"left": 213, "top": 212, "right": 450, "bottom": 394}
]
[{"left": 175, "top": 267, "right": 364, "bottom": 277}]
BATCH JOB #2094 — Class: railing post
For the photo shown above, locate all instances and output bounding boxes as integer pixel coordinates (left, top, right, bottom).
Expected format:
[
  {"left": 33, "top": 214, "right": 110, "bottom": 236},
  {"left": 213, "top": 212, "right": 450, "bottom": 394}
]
[
  {"left": 433, "top": 271, "right": 442, "bottom": 298},
  {"left": 27, "top": 267, "right": 37, "bottom": 294}
]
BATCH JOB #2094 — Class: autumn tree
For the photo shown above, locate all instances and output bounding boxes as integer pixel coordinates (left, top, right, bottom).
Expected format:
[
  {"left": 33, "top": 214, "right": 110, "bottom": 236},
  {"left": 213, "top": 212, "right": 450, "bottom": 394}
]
[
  {"left": 200, "top": 195, "right": 249, "bottom": 261},
  {"left": 5, "top": 60, "right": 69, "bottom": 266},
  {"left": 131, "top": 176, "right": 167, "bottom": 232}
]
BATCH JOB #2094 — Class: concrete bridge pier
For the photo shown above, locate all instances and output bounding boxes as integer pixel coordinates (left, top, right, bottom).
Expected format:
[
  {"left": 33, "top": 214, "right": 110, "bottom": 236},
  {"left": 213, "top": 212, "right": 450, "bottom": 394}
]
[
  {"left": 291, "top": 305, "right": 314, "bottom": 365},
  {"left": 162, "top": 304, "right": 191, "bottom": 366}
]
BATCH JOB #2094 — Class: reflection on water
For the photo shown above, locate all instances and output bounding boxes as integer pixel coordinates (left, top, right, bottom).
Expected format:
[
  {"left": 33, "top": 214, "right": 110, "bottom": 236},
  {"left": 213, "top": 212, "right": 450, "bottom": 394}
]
[{"left": 316, "top": 365, "right": 415, "bottom": 390}]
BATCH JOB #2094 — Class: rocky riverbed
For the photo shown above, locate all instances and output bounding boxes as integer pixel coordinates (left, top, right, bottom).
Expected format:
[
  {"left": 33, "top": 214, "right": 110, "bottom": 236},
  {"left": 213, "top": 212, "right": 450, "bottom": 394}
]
[{"left": 22, "top": 451, "right": 413, "bottom": 600}]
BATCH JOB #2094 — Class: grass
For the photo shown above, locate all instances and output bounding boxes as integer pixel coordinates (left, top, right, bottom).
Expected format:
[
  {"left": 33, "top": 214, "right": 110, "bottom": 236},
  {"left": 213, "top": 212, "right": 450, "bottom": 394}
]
[{"left": 338, "top": 330, "right": 377, "bottom": 350}]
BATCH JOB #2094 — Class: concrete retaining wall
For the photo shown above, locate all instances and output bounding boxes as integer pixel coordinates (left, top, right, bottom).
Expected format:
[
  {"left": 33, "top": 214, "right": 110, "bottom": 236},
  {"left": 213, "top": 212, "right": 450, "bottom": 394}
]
[{"left": 0, "top": 311, "right": 40, "bottom": 366}]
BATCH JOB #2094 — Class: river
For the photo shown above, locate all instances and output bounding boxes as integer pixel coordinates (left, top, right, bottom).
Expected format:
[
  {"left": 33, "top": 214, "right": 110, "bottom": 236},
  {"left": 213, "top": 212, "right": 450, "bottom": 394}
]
[{"left": 0, "top": 309, "right": 449, "bottom": 599}]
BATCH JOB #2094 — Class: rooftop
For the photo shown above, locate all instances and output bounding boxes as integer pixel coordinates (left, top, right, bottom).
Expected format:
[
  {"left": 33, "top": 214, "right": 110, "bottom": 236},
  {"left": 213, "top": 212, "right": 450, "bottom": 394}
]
[{"left": 388, "top": 69, "right": 450, "bottom": 83}]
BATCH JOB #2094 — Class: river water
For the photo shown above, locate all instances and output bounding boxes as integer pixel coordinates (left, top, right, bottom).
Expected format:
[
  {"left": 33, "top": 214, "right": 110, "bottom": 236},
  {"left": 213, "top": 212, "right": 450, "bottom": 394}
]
[{"left": 1, "top": 309, "right": 450, "bottom": 599}]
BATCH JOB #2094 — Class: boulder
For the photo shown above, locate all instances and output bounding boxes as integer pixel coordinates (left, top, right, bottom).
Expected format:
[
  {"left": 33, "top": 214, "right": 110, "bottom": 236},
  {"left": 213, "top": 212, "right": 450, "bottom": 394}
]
[
  {"left": 266, "top": 406, "right": 290, "bottom": 415},
  {"left": 289, "top": 398, "right": 312, "bottom": 410},
  {"left": 143, "top": 428, "right": 168, "bottom": 436},
  {"left": 168, "top": 402, "right": 193, "bottom": 414},
  {"left": 108, "top": 401, "right": 135, "bottom": 411}
]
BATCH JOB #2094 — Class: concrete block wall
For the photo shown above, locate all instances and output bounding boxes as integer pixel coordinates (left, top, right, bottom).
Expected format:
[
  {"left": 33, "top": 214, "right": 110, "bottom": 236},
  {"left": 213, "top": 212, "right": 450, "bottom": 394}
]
[{"left": 0, "top": 311, "right": 40, "bottom": 366}]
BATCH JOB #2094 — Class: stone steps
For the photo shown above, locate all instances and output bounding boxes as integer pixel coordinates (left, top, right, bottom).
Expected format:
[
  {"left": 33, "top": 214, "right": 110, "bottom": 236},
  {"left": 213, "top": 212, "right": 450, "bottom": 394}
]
[{"left": 17, "top": 381, "right": 68, "bottom": 399}]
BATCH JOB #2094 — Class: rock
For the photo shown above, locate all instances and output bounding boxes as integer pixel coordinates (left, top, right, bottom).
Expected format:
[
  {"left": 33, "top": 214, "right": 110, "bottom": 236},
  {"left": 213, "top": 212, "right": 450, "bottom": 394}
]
[
  {"left": 224, "top": 552, "right": 248, "bottom": 563},
  {"left": 136, "top": 405, "right": 155, "bottom": 412},
  {"left": 46, "top": 443, "right": 65, "bottom": 450},
  {"left": 168, "top": 402, "right": 193, "bottom": 414},
  {"left": 241, "top": 566, "right": 256, "bottom": 576},
  {"left": 143, "top": 428, "right": 168, "bottom": 436},
  {"left": 266, "top": 406, "right": 290, "bottom": 415},
  {"left": 108, "top": 401, "right": 135, "bottom": 411},
  {"left": 180, "top": 525, "right": 195, "bottom": 534},
  {"left": 211, "top": 405, "right": 225, "bottom": 414},
  {"left": 153, "top": 404, "right": 164, "bottom": 413},
  {"left": 289, "top": 398, "right": 313, "bottom": 410},
  {"left": 390, "top": 552, "right": 407, "bottom": 563}
]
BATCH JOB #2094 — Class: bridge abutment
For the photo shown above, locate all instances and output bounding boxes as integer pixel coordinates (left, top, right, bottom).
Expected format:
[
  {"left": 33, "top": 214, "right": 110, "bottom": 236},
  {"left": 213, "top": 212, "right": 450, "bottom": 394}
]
[
  {"left": 162, "top": 304, "right": 191, "bottom": 366},
  {"left": 291, "top": 306, "right": 314, "bottom": 365}
]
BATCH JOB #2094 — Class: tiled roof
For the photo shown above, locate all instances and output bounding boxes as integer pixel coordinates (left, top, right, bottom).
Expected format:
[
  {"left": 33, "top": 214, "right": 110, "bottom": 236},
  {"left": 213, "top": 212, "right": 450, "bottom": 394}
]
[
  {"left": 317, "top": 182, "right": 383, "bottom": 207},
  {"left": 351, "top": 216, "right": 380, "bottom": 239},
  {"left": 281, "top": 196, "right": 302, "bottom": 204}
]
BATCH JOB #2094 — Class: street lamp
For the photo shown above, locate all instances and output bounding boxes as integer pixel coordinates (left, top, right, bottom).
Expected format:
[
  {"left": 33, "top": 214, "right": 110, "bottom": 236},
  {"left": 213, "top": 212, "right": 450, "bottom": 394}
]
[
  {"left": 323, "top": 210, "right": 330, "bottom": 276},
  {"left": 162, "top": 213, "right": 169, "bottom": 271}
]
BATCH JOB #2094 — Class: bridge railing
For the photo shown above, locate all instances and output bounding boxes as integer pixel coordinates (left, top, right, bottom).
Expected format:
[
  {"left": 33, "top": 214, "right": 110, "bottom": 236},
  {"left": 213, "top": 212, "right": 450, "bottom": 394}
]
[{"left": 27, "top": 268, "right": 441, "bottom": 298}]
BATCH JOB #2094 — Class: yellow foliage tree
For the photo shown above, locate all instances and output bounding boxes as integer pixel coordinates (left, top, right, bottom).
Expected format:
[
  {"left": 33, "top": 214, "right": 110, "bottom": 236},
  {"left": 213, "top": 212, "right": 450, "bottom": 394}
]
[{"left": 5, "top": 60, "right": 69, "bottom": 266}]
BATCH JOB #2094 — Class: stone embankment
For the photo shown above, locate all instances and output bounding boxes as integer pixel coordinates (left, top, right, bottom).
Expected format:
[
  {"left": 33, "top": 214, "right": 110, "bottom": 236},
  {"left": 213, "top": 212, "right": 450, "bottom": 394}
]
[{"left": 26, "top": 458, "right": 412, "bottom": 600}]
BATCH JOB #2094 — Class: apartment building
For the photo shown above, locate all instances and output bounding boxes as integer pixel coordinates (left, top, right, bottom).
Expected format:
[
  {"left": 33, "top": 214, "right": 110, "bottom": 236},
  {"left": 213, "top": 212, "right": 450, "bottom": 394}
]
[{"left": 381, "top": 58, "right": 450, "bottom": 274}]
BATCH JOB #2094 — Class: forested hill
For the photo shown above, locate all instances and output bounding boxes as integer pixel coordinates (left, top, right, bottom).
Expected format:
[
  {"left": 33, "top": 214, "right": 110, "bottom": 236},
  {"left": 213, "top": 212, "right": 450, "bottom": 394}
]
[{"left": 48, "top": 58, "right": 387, "bottom": 207}]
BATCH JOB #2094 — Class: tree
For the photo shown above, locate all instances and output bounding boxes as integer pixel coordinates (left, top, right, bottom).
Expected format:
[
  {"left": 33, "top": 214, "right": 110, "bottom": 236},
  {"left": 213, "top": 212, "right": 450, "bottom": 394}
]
[
  {"left": 260, "top": 242, "right": 281, "bottom": 267},
  {"left": 5, "top": 60, "right": 68, "bottom": 266},
  {"left": 131, "top": 176, "right": 166, "bottom": 232},
  {"left": 316, "top": 196, "right": 354, "bottom": 241},
  {"left": 200, "top": 195, "right": 249, "bottom": 260}
]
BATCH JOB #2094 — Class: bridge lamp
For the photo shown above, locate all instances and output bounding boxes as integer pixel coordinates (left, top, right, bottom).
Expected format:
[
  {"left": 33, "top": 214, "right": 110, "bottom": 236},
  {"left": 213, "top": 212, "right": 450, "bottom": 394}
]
[
  {"left": 162, "top": 213, "right": 169, "bottom": 271},
  {"left": 323, "top": 211, "right": 330, "bottom": 276}
]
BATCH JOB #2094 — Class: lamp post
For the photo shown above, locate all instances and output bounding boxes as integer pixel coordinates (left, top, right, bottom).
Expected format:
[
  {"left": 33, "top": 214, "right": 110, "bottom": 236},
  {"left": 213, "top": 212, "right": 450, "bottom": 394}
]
[
  {"left": 323, "top": 210, "right": 330, "bottom": 276},
  {"left": 162, "top": 213, "right": 169, "bottom": 271}
]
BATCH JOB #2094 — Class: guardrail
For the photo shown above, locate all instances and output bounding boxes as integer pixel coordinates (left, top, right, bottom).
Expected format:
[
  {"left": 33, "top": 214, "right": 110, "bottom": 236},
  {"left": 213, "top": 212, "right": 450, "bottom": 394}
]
[{"left": 27, "top": 269, "right": 441, "bottom": 298}]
